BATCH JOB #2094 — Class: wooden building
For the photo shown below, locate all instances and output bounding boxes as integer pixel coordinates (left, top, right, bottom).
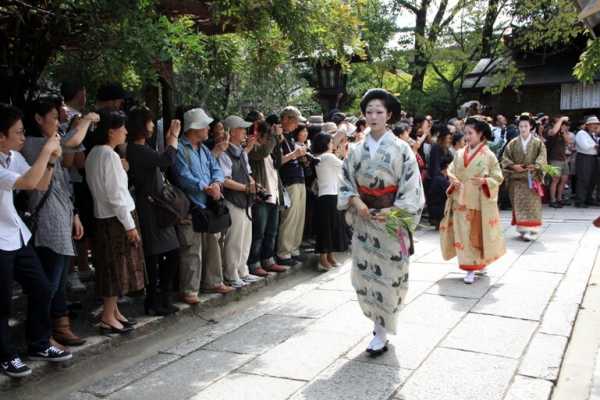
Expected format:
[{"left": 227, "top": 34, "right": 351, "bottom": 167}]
[{"left": 463, "top": 37, "right": 599, "bottom": 120}]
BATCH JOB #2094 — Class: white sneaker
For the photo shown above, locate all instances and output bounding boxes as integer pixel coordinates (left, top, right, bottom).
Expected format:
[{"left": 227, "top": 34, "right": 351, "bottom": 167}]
[
  {"left": 67, "top": 272, "right": 86, "bottom": 292},
  {"left": 241, "top": 274, "right": 260, "bottom": 283},
  {"left": 464, "top": 271, "right": 476, "bottom": 284},
  {"left": 227, "top": 279, "right": 248, "bottom": 288}
]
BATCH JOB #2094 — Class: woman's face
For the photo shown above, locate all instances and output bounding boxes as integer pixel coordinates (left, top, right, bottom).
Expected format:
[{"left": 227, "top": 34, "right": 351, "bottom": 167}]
[
  {"left": 399, "top": 130, "right": 410, "bottom": 141},
  {"left": 211, "top": 122, "right": 225, "bottom": 137},
  {"left": 109, "top": 124, "right": 128, "bottom": 145},
  {"left": 465, "top": 125, "right": 483, "bottom": 147},
  {"left": 36, "top": 108, "right": 59, "bottom": 137},
  {"left": 518, "top": 120, "right": 531, "bottom": 136},
  {"left": 296, "top": 128, "right": 308, "bottom": 144},
  {"left": 364, "top": 99, "right": 391, "bottom": 132}
]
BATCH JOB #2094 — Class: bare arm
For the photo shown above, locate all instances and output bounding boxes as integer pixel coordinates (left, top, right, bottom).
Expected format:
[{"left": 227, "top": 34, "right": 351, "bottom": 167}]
[
  {"left": 62, "top": 113, "right": 100, "bottom": 148},
  {"left": 15, "top": 135, "right": 60, "bottom": 190}
]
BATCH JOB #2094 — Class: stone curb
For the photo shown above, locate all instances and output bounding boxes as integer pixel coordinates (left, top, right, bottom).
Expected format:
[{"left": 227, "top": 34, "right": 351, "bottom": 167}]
[{"left": 0, "top": 257, "right": 317, "bottom": 391}]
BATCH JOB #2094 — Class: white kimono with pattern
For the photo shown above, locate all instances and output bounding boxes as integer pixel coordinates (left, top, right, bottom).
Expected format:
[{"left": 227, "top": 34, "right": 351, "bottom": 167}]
[{"left": 338, "top": 131, "right": 425, "bottom": 334}]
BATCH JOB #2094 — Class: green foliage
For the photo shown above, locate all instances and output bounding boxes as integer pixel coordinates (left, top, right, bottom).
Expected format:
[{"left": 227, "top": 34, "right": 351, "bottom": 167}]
[
  {"left": 510, "top": 0, "right": 583, "bottom": 49},
  {"left": 46, "top": 1, "right": 205, "bottom": 98},
  {"left": 575, "top": 39, "right": 600, "bottom": 83}
]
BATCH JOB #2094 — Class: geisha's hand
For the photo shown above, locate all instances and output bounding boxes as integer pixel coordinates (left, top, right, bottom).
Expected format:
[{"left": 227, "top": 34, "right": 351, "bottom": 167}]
[
  {"left": 370, "top": 211, "right": 387, "bottom": 223},
  {"left": 526, "top": 164, "right": 536, "bottom": 171},
  {"left": 352, "top": 197, "right": 370, "bottom": 219},
  {"left": 470, "top": 177, "right": 486, "bottom": 186}
]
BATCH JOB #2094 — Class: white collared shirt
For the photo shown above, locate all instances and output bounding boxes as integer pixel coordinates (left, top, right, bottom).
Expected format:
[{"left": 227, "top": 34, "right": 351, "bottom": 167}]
[
  {"left": 0, "top": 150, "right": 32, "bottom": 251},
  {"left": 85, "top": 145, "right": 136, "bottom": 230},
  {"left": 520, "top": 134, "right": 532, "bottom": 153},
  {"left": 575, "top": 129, "right": 598, "bottom": 155}
]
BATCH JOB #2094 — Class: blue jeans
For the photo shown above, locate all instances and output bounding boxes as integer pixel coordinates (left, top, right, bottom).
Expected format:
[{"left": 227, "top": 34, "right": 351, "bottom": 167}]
[
  {"left": 36, "top": 247, "right": 70, "bottom": 318},
  {"left": 248, "top": 203, "right": 279, "bottom": 270}
]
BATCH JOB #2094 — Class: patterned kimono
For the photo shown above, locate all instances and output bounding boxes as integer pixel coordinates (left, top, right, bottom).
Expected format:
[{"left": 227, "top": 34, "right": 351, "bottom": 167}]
[
  {"left": 501, "top": 136, "right": 547, "bottom": 235},
  {"left": 339, "top": 131, "right": 425, "bottom": 334},
  {"left": 440, "top": 144, "right": 506, "bottom": 271}
]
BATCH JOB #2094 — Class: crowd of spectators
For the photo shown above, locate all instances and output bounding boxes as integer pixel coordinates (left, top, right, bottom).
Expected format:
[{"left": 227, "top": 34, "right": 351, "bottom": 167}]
[{"left": 1, "top": 80, "right": 597, "bottom": 378}]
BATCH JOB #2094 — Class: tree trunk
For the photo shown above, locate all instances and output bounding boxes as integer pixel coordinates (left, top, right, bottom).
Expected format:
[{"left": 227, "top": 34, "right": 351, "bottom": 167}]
[
  {"left": 481, "top": 0, "right": 500, "bottom": 58},
  {"left": 411, "top": 4, "right": 429, "bottom": 93}
]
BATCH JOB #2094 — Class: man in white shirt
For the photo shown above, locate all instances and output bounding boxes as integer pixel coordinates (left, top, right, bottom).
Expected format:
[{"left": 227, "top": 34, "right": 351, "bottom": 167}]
[
  {"left": 575, "top": 116, "right": 600, "bottom": 207},
  {"left": 0, "top": 104, "right": 72, "bottom": 378}
]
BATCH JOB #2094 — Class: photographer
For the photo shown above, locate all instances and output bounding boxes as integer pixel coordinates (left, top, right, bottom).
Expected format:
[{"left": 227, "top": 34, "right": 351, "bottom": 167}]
[
  {"left": 247, "top": 120, "right": 287, "bottom": 277},
  {"left": 277, "top": 106, "right": 308, "bottom": 266},
  {"left": 218, "top": 116, "right": 262, "bottom": 288},
  {"left": 546, "top": 116, "right": 571, "bottom": 208}
]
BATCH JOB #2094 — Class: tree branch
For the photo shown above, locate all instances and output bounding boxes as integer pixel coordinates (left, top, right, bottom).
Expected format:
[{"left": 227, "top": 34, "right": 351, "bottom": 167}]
[{"left": 394, "top": 0, "right": 419, "bottom": 14}]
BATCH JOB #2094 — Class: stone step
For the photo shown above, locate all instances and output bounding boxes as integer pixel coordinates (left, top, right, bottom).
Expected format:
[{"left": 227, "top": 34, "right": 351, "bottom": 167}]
[{"left": 0, "top": 256, "right": 317, "bottom": 390}]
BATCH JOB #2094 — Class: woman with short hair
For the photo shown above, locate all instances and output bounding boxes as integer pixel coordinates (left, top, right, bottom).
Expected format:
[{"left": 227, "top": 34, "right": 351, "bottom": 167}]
[
  {"left": 126, "top": 107, "right": 181, "bottom": 315},
  {"left": 86, "top": 110, "right": 145, "bottom": 334},
  {"left": 312, "top": 133, "right": 348, "bottom": 271}
]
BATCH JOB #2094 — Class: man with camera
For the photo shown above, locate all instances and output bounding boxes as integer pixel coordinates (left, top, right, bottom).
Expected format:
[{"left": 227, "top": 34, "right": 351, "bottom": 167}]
[
  {"left": 247, "top": 118, "right": 288, "bottom": 277},
  {"left": 276, "top": 106, "right": 308, "bottom": 266},
  {"left": 546, "top": 116, "right": 572, "bottom": 208},
  {"left": 218, "top": 115, "right": 263, "bottom": 288}
]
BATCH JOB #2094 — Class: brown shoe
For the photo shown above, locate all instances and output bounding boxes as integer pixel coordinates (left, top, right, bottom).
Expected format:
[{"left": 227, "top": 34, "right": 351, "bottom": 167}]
[
  {"left": 204, "top": 284, "right": 235, "bottom": 294},
  {"left": 181, "top": 293, "right": 200, "bottom": 305},
  {"left": 253, "top": 267, "right": 269, "bottom": 277},
  {"left": 49, "top": 336, "right": 66, "bottom": 351},
  {"left": 264, "top": 264, "right": 288, "bottom": 273},
  {"left": 53, "top": 316, "right": 86, "bottom": 347}
]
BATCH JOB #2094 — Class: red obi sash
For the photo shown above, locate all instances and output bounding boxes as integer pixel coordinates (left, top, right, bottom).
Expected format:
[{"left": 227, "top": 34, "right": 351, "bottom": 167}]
[{"left": 358, "top": 185, "right": 397, "bottom": 209}]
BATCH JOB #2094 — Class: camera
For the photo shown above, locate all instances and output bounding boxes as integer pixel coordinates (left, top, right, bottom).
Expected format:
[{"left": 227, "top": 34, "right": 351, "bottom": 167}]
[
  {"left": 300, "top": 152, "right": 320, "bottom": 167},
  {"left": 254, "top": 184, "right": 272, "bottom": 202},
  {"left": 256, "top": 189, "right": 272, "bottom": 202}
]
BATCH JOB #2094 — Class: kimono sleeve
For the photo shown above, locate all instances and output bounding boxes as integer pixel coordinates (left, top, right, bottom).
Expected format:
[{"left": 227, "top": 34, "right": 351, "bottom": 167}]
[
  {"left": 337, "top": 147, "right": 359, "bottom": 211},
  {"left": 500, "top": 139, "right": 516, "bottom": 171},
  {"left": 482, "top": 152, "right": 503, "bottom": 199},
  {"left": 534, "top": 140, "right": 548, "bottom": 170},
  {"left": 393, "top": 144, "right": 425, "bottom": 222}
]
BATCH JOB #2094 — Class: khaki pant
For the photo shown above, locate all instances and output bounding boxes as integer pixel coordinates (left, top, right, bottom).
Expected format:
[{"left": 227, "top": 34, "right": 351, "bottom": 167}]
[
  {"left": 277, "top": 183, "right": 306, "bottom": 259},
  {"left": 178, "top": 223, "right": 223, "bottom": 295},
  {"left": 223, "top": 201, "right": 252, "bottom": 282}
]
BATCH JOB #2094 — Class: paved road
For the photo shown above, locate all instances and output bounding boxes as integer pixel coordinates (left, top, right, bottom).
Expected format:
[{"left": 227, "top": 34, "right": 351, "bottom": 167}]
[{"left": 63, "top": 207, "right": 600, "bottom": 400}]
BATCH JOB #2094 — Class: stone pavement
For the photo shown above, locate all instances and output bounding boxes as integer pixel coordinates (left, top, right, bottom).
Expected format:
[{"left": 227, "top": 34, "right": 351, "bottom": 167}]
[{"left": 65, "top": 206, "right": 600, "bottom": 400}]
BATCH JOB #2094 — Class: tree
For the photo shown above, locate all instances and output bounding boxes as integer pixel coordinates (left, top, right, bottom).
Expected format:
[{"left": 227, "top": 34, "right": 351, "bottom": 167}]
[{"left": 393, "top": 0, "right": 477, "bottom": 95}]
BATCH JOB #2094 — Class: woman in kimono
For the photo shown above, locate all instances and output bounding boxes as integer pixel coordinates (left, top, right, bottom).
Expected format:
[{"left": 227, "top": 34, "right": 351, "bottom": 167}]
[
  {"left": 501, "top": 114, "right": 547, "bottom": 241},
  {"left": 339, "top": 89, "right": 425, "bottom": 355},
  {"left": 440, "top": 118, "right": 506, "bottom": 284}
]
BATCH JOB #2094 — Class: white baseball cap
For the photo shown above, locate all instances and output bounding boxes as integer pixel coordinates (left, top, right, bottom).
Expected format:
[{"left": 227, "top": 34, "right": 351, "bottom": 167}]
[
  {"left": 183, "top": 108, "right": 213, "bottom": 132},
  {"left": 223, "top": 115, "right": 252, "bottom": 130}
]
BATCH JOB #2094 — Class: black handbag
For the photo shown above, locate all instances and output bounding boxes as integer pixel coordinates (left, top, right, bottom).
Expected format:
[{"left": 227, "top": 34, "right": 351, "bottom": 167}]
[
  {"left": 148, "top": 180, "right": 190, "bottom": 228},
  {"left": 191, "top": 197, "right": 231, "bottom": 233}
]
